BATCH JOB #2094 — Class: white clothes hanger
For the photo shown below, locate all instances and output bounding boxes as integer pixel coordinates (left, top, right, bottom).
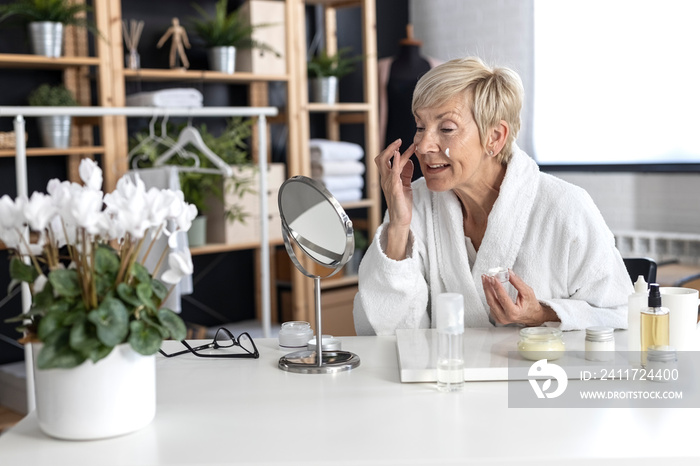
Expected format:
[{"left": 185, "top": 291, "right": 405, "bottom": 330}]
[{"left": 154, "top": 118, "right": 233, "bottom": 177}]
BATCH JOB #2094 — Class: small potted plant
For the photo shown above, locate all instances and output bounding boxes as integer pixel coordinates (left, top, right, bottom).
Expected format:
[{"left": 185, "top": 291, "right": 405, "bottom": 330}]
[
  {"left": 307, "top": 47, "right": 362, "bottom": 104},
  {"left": 190, "top": 0, "right": 280, "bottom": 74},
  {"left": 1, "top": 158, "right": 193, "bottom": 439},
  {"left": 27, "top": 83, "right": 77, "bottom": 149},
  {"left": 129, "top": 117, "right": 255, "bottom": 247},
  {"left": 0, "top": 0, "right": 99, "bottom": 57}
]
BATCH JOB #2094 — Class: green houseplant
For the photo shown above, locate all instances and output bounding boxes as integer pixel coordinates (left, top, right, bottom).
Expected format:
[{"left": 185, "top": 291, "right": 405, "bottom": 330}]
[
  {"left": 0, "top": 0, "right": 100, "bottom": 57},
  {"left": 129, "top": 117, "right": 256, "bottom": 246},
  {"left": 190, "top": 0, "right": 280, "bottom": 74},
  {"left": 307, "top": 48, "right": 362, "bottom": 104},
  {"left": 27, "top": 83, "right": 78, "bottom": 149},
  {"left": 1, "top": 158, "right": 193, "bottom": 439}
]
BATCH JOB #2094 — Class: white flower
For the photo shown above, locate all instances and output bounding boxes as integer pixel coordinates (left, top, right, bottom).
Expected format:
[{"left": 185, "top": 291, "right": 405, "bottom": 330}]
[
  {"left": 24, "top": 192, "right": 57, "bottom": 232},
  {"left": 160, "top": 249, "right": 193, "bottom": 285},
  {"left": 68, "top": 187, "right": 104, "bottom": 235},
  {"left": 78, "top": 158, "right": 103, "bottom": 191},
  {"left": 0, "top": 194, "right": 25, "bottom": 231}
]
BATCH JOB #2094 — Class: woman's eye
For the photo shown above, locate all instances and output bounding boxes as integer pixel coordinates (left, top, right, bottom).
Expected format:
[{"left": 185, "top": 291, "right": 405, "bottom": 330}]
[
  {"left": 415, "top": 126, "right": 425, "bottom": 132},
  {"left": 441, "top": 127, "right": 456, "bottom": 134}
]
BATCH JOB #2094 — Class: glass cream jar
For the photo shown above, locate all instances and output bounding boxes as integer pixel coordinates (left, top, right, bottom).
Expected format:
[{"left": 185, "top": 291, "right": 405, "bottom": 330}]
[
  {"left": 585, "top": 326, "right": 615, "bottom": 362},
  {"left": 278, "top": 321, "right": 314, "bottom": 348},
  {"left": 517, "top": 327, "right": 565, "bottom": 361}
]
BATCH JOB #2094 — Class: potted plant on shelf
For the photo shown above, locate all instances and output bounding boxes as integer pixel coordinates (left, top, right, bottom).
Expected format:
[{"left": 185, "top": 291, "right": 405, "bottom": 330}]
[
  {"left": 129, "top": 117, "right": 255, "bottom": 247},
  {"left": 307, "top": 47, "right": 362, "bottom": 104},
  {"left": 190, "top": 0, "right": 280, "bottom": 74},
  {"left": 0, "top": 0, "right": 99, "bottom": 58},
  {"left": 1, "top": 158, "right": 193, "bottom": 440},
  {"left": 27, "top": 83, "right": 77, "bottom": 149}
]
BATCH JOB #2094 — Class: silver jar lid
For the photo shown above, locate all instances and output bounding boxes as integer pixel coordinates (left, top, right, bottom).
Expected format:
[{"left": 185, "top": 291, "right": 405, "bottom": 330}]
[
  {"left": 307, "top": 335, "right": 342, "bottom": 351},
  {"left": 647, "top": 345, "right": 677, "bottom": 362},
  {"left": 585, "top": 326, "right": 614, "bottom": 342}
]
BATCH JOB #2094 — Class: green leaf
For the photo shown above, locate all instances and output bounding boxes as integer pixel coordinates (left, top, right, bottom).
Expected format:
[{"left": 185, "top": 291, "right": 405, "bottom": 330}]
[
  {"left": 37, "top": 311, "right": 63, "bottom": 341},
  {"left": 87, "top": 297, "right": 129, "bottom": 347},
  {"left": 36, "top": 328, "right": 87, "bottom": 369},
  {"left": 130, "top": 262, "right": 151, "bottom": 284},
  {"left": 86, "top": 344, "right": 112, "bottom": 363},
  {"left": 9, "top": 257, "right": 38, "bottom": 283},
  {"left": 128, "top": 321, "right": 163, "bottom": 355},
  {"left": 140, "top": 311, "right": 169, "bottom": 338},
  {"left": 116, "top": 282, "right": 142, "bottom": 308},
  {"left": 157, "top": 308, "right": 187, "bottom": 341},
  {"left": 94, "top": 244, "right": 120, "bottom": 275},
  {"left": 48, "top": 269, "right": 81, "bottom": 298},
  {"left": 151, "top": 279, "right": 168, "bottom": 301},
  {"left": 136, "top": 283, "right": 155, "bottom": 310}
]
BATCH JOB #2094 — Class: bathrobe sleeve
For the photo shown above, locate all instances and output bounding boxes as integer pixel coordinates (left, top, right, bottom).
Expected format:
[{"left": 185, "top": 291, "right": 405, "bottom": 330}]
[
  {"left": 524, "top": 175, "right": 632, "bottom": 331},
  {"left": 352, "top": 224, "right": 431, "bottom": 336}
]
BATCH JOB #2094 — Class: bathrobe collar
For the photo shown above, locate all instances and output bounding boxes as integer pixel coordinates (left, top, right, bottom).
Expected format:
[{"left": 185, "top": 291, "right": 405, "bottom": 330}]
[{"left": 432, "top": 146, "right": 541, "bottom": 323}]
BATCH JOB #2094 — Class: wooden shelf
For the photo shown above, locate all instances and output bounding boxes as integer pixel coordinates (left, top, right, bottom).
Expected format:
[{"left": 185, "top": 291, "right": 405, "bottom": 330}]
[
  {"left": 123, "top": 68, "right": 289, "bottom": 83},
  {"left": 0, "top": 146, "right": 106, "bottom": 158},
  {"left": 321, "top": 275, "right": 358, "bottom": 290},
  {"left": 340, "top": 199, "right": 375, "bottom": 210},
  {"left": 305, "top": 0, "right": 362, "bottom": 7},
  {"left": 307, "top": 102, "right": 372, "bottom": 113},
  {"left": 0, "top": 53, "right": 100, "bottom": 69},
  {"left": 190, "top": 238, "right": 284, "bottom": 256}
]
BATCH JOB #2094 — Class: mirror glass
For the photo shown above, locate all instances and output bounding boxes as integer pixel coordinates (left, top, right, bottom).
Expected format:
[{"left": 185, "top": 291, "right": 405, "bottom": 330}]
[{"left": 279, "top": 176, "right": 353, "bottom": 274}]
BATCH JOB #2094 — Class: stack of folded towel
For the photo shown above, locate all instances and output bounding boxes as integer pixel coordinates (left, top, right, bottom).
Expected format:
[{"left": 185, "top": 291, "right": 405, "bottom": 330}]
[
  {"left": 125, "top": 88, "right": 203, "bottom": 108},
  {"left": 310, "top": 139, "right": 365, "bottom": 203}
]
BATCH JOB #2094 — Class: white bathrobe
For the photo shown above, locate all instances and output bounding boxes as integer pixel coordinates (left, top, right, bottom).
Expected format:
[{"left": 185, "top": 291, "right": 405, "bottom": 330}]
[{"left": 353, "top": 147, "right": 633, "bottom": 335}]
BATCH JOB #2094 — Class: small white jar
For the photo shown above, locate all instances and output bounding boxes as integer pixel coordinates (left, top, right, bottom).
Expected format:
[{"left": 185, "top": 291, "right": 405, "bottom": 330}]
[
  {"left": 646, "top": 345, "right": 678, "bottom": 383},
  {"left": 278, "top": 321, "right": 314, "bottom": 349},
  {"left": 585, "top": 326, "right": 615, "bottom": 362}
]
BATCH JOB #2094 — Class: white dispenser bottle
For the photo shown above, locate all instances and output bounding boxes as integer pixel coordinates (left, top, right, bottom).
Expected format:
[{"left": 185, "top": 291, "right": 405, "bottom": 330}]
[
  {"left": 436, "top": 293, "right": 465, "bottom": 392},
  {"left": 627, "top": 275, "right": 648, "bottom": 354}
]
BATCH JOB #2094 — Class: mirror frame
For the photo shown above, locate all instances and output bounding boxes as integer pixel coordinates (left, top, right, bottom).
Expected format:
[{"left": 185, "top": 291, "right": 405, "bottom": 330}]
[{"left": 279, "top": 176, "right": 354, "bottom": 279}]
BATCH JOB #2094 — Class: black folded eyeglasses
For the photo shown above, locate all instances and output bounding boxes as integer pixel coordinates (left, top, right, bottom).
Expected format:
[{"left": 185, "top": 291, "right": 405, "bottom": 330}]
[{"left": 158, "top": 328, "right": 259, "bottom": 359}]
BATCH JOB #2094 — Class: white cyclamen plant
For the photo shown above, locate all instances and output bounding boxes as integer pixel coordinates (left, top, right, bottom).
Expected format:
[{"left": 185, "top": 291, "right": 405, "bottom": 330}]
[{"left": 1, "top": 159, "right": 196, "bottom": 369}]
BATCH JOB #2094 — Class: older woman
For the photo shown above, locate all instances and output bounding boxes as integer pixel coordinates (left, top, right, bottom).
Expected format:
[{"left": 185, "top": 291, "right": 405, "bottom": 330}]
[{"left": 353, "top": 57, "right": 632, "bottom": 336}]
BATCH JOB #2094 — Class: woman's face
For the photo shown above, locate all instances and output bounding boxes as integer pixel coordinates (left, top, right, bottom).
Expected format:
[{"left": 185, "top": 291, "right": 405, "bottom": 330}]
[{"left": 413, "top": 95, "right": 489, "bottom": 192}]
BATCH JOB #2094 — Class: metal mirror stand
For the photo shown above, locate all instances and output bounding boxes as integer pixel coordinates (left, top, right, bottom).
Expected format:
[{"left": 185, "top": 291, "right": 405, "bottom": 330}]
[{"left": 277, "top": 176, "right": 361, "bottom": 374}]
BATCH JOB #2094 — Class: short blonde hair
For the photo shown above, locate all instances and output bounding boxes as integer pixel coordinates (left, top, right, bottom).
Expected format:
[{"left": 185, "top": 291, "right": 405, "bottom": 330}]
[{"left": 412, "top": 57, "right": 523, "bottom": 164}]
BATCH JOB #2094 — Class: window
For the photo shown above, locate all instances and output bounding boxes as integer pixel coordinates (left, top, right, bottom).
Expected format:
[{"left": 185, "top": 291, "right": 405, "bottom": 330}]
[{"left": 533, "top": 0, "right": 700, "bottom": 166}]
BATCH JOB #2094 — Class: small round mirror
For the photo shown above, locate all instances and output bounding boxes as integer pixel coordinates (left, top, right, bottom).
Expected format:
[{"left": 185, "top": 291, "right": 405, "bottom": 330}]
[
  {"left": 277, "top": 176, "right": 360, "bottom": 374},
  {"left": 279, "top": 176, "right": 354, "bottom": 278}
]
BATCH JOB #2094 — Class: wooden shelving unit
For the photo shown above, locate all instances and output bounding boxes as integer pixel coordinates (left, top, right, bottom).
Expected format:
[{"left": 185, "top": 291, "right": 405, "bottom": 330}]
[{"left": 285, "top": 0, "right": 380, "bottom": 333}]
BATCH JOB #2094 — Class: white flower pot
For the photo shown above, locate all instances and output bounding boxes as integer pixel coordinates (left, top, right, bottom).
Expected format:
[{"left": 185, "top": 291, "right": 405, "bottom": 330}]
[{"left": 32, "top": 343, "right": 156, "bottom": 440}]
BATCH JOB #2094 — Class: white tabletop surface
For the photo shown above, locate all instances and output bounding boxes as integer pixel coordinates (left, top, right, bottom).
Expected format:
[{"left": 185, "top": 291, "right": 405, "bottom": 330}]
[{"left": 1, "top": 334, "right": 699, "bottom": 466}]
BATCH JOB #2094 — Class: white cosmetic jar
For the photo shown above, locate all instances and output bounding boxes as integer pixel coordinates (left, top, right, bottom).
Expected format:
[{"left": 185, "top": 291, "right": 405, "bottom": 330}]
[
  {"left": 585, "top": 326, "right": 615, "bottom": 362},
  {"left": 517, "top": 327, "right": 565, "bottom": 361},
  {"left": 278, "top": 321, "right": 314, "bottom": 348}
]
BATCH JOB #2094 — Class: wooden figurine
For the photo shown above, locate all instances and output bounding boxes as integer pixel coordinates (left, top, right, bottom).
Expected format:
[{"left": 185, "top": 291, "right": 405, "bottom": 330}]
[{"left": 157, "top": 17, "right": 191, "bottom": 69}]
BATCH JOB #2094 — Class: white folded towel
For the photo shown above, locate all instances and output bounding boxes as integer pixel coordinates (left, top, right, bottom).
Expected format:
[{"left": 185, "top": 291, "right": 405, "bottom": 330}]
[
  {"left": 309, "top": 139, "right": 364, "bottom": 162},
  {"left": 328, "top": 188, "right": 363, "bottom": 203},
  {"left": 311, "top": 160, "right": 366, "bottom": 177},
  {"left": 126, "top": 88, "right": 204, "bottom": 108},
  {"left": 319, "top": 175, "right": 364, "bottom": 192}
]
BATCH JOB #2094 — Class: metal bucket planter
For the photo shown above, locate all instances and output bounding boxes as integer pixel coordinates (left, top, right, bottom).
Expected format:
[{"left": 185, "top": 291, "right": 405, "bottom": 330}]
[
  {"left": 208, "top": 46, "right": 237, "bottom": 74},
  {"left": 38, "top": 115, "right": 72, "bottom": 148},
  {"left": 309, "top": 77, "right": 338, "bottom": 104},
  {"left": 187, "top": 215, "right": 207, "bottom": 247},
  {"left": 28, "top": 22, "right": 63, "bottom": 58}
]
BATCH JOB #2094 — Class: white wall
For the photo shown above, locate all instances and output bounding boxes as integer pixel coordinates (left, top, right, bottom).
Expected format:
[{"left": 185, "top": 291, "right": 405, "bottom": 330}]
[
  {"left": 553, "top": 172, "right": 700, "bottom": 235},
  {"left": 409, "top": 0, "right": 700, "bottom": 237}
]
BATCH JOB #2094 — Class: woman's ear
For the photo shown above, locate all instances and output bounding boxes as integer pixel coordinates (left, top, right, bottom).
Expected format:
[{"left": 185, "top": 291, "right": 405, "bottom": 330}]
[{"left": 488, "top": 120, "right": 509, "bottom": 155}]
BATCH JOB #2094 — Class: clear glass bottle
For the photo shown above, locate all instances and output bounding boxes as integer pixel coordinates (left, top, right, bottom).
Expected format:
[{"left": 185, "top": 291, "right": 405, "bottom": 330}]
[
  {"left": 640, "top": 284, "right": 670, "bottom": 368},
  {"left": 436, "top": 293, "right": 464, "bottom": 392}
]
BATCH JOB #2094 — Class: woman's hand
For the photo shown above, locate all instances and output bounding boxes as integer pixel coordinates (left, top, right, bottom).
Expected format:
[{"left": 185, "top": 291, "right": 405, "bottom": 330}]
[
  {"left": 375, "top": 139, "right": 415, "bottom": 260},
  {"left": 481, "top": 269, "right": 560, "bottom": 326}
]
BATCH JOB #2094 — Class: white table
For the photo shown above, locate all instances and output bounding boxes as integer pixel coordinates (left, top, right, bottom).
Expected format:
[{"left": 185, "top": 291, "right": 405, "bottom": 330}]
[{"left": 0, "top": 335, "right": 699, "bottom": 465}]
